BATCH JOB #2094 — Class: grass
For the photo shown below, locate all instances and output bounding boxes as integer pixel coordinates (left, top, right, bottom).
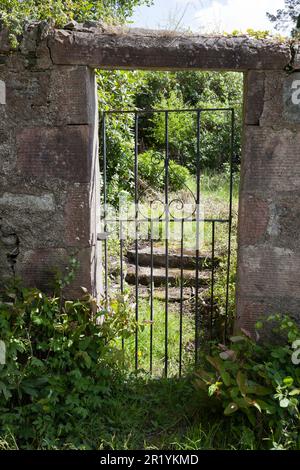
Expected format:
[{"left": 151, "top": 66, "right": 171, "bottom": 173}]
[
  {"left": 122, "top": 297, "right": 196, "bottom": 377},
  {"left": 0, "top": 374, "right": 273, "bottom": 450}
]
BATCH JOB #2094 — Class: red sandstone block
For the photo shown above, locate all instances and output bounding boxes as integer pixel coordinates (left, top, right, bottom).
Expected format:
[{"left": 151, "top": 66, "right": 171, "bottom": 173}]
[
  {"left": 16, "top": 247, "right": 94, "bottom": 297},
  {"left": 16, "top": 126, "right": 92, "bottom": 183},
  {"left": 64, "top": 184, "right": 91, "bottom": 247},
  {"left": 244, "top": 71, "right": 265, "bottom": 126},
  {"left": 237, "top": 245, "right": 300, "bottom": 300},
  {"left": 235, "top": 297, "right": 270, "bottom": 333},
  {"left": 242, "top": 127, "right": 300, "bottom": 194},
  {"left": 238, "top": 194, "right": 269, "bottom": 246},
  {"left": 260, "top": 71, "right": 284, "bottom": 126},
  {"left": 48, "top": 66, "right": 95, "bottom": 125}
]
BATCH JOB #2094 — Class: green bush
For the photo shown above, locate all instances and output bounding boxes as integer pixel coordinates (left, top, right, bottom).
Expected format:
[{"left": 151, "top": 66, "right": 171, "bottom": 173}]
[
  {"left": 194, "top": 314, "right": 300, "bottom": 449},
  {"left": 138, "top": 150, "right": 191, "bottom": 192},
  {"left": 0, "top": 279, "right": 136, "bottom": 448},
  {"left": 0, "top": 0, "right": 152, "bottom": 47}
]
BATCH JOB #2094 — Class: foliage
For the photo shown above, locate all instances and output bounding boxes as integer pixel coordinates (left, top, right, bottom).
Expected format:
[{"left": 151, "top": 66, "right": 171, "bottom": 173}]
[
  {"left": 142, "top": 72, "right": 243, "bottom": 174},
  {"left": 96, "top": 67, "right": 243, "bottom": 204},
  {"left": 138, "top": 150, "right": 191, "bottom": 193},
  {"left": 97, "top": 70, "right": 148, "bottom": 203},
  {"left": 230, "top": 28, "right": 277, "bottom": 40},
  {"left": 267, "top": 0, "right": 300, "bottom": 37},
  {"left": 0, "top": 0, "right": 152, "bottom": 46},
  {"left": 0, "top": 277, "right": 137, "bottom": 448},
  {"left": 194, "top": 314, "right": 300, "bottom": 449}
]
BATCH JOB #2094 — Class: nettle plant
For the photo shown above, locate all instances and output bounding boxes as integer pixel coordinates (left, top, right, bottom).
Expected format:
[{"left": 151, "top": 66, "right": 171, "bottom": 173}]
[{"left": 194, "top": 314, "right": 300, "bottom": 447}]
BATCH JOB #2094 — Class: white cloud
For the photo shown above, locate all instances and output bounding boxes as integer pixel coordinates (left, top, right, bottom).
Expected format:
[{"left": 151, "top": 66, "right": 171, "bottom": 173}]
[{"left": 194, "top": 0, "right": 286, "bottom": 33}]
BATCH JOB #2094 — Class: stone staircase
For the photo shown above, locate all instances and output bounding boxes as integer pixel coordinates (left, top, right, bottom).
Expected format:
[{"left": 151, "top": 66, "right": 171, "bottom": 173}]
[{"left": 125, "top": 246, "right": 219, "bottom": 290}]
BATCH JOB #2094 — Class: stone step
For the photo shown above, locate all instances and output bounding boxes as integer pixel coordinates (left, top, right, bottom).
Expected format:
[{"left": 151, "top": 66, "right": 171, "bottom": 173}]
[
  {"left": 126, "top": 247, "right": 219, "bottom": 270},
  {"left": 125, "top": 264, "right": 211, "bottom": 288}
]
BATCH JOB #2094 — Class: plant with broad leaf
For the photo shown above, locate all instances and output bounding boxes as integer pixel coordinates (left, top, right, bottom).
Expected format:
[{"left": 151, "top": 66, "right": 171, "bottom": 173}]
[{"left": 194, "top": 314, "right": 300, "bottom": 448}]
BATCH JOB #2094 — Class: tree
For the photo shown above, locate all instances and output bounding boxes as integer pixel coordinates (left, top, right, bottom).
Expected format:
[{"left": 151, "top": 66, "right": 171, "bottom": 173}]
[
  {"left": 267, "top": 0, "right": 300, "bottom": 37},
  {"left": 0, "top": 0, "right": 153, "bottom": 46}
]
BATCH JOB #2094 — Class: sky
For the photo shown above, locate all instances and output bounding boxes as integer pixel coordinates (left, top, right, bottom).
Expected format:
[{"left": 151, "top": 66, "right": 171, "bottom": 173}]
[{"left": 131, "top": 0, "right": 287, "bottom": 34}]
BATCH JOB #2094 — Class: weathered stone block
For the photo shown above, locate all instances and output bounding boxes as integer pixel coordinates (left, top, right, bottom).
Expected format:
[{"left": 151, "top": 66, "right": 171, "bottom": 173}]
[
  {"left": 260, "top": 71, "right": 285, "bottom": 127},
  {"left": 64, "top": 184, "right": 91, "bottom": 247},
  {"left": 15, "top": 247, "right": 96, "bottom": 297},
  {"left": 244, "top": 71, "right": 265, "bottom": 126},
  {"left": 48, "top": 66, "right": 95, "bottom": 125},
  {"left": 48, "top": 28, "right": 292, "bottom": 70},
  {"left": 242, "top": 127, "right": 300, "bottom": 193},
  {"left": 238, "top": 194, "right": 269, "bottom": 246},
  {"left": 16, "top": 126, "right": 92, "bottom": 183},
  {"left": 0, "top": 191, "right": 65, "bottom": 250},
  {"left": 264, "top": 192, "right": 300, "bottom": 251},
  {"left": 238, "top": 245, "right": 300, "bottom": 300}
]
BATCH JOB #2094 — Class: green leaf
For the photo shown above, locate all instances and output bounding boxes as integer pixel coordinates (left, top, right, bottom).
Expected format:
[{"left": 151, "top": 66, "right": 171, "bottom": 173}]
[
  {"left": 289, "top": 388, "right": 300, "bottom": 396},
  {"left": 255, "top": 399, "right": 276, "bottom": 414},
  {"left": 230, "top": 336, "right": 246, "bottom": 343},
  {"left": 283, "top": 376, "right": 294, "bottom": 387},
  {"left": 208, "top": 383, "right": 221, "bottom": 397},
  {"left": 224, "top": 402, "right": 239, "bottom": 415},
  {"left": 246, "top": 382, "right": 272, "bottom": 396},
  {"left": 252, "top": 401, "right": 262, "bottom": 413},
  {"left": 207, "top": 356, "right": 223, "bottom": 372},
  {"left": 220, "top": 370, "right": 232, "bottom": 387},
  {"left": 236, "top": 371, "right": 248, "bottom": 396},
  {"left": 279, "top": 398, "right": 290, "bottom": 408}
]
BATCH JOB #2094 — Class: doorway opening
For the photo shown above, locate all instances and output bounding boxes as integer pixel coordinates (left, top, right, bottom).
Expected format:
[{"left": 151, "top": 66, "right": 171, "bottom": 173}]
[{"left": 98, "top": 70, "right": 243, "bottom": 377}]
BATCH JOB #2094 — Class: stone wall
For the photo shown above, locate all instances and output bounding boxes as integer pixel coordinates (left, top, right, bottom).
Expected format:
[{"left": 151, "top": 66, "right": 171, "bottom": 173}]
[
  {"left": 0, "top": 25, "right": 101, "bottom": 297},
  {"left": 1, "top": 22, "right": 300, "bottom": 329},
  {"left": 237, "top": 69, "right": 300, "bottom": 331}
]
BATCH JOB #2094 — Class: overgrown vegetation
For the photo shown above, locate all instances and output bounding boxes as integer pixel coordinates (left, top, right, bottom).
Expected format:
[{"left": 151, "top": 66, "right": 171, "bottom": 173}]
[
  {"left": 0, "top": 275, "right": 138, "bottom": 448},
  {"left": 0, "top": 278, "right": 300, "bottom": 450},
  {"left": 0, "top": 0, "right": 153, "bottom": 46},
  {"left": 194, "top": 315, "right": 300, "bottom": 450},
  {"left": 100, "top": 70, "right": 243, "bottom": 204}
]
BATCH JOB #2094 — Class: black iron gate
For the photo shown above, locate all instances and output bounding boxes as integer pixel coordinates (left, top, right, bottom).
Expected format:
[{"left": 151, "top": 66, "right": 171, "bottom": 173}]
[{"left": 100, "top": 108, "right": 235, "bottom": 377}]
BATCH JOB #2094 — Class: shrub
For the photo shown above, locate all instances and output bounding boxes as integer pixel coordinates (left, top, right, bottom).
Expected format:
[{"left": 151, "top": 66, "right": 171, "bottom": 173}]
[
  {"left": 138, "top": 150, "right": 191, "bottom": 192},
  {"left": 194, "top": 314, "right": 300, "bottom": 449},
  {"left": 0, "top": 279, "right": 136, "bottom": 448}
]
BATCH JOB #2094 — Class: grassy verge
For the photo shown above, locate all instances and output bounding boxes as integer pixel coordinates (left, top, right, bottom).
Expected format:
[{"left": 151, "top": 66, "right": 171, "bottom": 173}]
[{"left": 0, "top": 373, "right": 275, "bottom": 450}]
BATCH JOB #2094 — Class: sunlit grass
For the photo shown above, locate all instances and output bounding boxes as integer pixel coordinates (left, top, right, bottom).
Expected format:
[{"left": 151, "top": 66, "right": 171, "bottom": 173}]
[{"left": 122, "top": 297, "right": 196, "bottom": 377}]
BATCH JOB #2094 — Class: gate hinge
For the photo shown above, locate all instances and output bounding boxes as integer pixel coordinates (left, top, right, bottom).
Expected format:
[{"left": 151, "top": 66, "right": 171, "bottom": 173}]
[{"left": 97, "top": 232, "right": 109, "bottom": 241}]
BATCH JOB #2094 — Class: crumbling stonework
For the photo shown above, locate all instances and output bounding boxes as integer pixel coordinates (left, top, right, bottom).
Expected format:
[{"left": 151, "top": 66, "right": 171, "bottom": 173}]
[{"left": 0, "top": 23, "right": 299, "bottom": 328}]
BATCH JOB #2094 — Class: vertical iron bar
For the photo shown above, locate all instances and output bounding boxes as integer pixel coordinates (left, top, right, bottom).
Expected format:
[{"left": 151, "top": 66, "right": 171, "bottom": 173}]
[
  {"left": 195, "top": 110, "right": 201, "bottom": 366},
  {"left": 164, "top": 111, "right": 169, "bottom": 378},
  {"left": 120, "top": 219, "right": 124, "bottom": 351},
  {"left": 134, "top": 112, "right": 139, "bottom": 370},
  {"left": 150, "top": 219, "right": 154, "bottom": 375},
  {"left": 102, "top": 113, "right": 108, "bottom": 303},
  {"left": 210, "top": 221, "right": 215, "bottom": 342},
  {"left": 179, "top": 218, "right": 184, "bottom": 377},
  {"left": 224, "top": 109, "right": 235, "bottom": 342}
]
